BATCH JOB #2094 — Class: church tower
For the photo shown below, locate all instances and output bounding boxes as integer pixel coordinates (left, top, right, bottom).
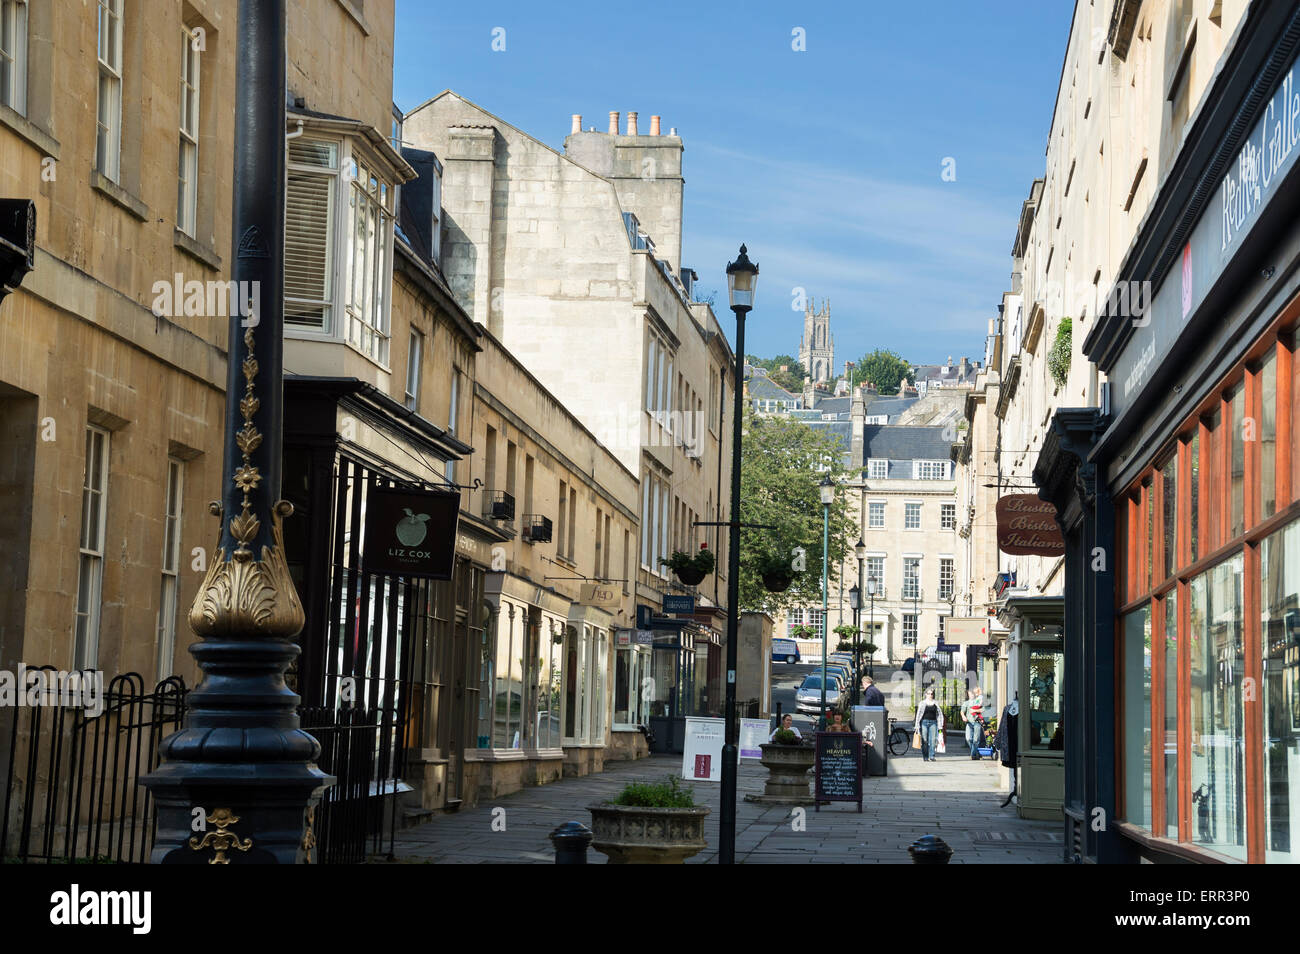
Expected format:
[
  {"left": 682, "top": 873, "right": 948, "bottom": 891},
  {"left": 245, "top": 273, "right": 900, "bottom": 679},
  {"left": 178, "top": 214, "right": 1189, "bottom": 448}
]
[{"left": 799, "top": 299, "right": 835, "bottom": 383}]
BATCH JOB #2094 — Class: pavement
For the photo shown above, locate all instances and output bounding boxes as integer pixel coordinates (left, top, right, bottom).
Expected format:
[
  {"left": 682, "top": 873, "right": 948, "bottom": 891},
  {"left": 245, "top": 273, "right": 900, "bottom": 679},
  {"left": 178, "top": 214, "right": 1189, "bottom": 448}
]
[{"left": 383, "top": 739, "right": 1065, "bottom": 864}]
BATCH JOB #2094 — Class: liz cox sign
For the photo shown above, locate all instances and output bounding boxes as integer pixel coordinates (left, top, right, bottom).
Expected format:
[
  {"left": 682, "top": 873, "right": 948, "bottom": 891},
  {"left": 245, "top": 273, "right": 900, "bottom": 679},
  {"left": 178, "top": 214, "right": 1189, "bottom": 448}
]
[
  {"left": 363, "top": 486, "right": 460, "bottom": 579},
  {"left": 996, "top": 494, "right": 1064, "bottom": 557}
]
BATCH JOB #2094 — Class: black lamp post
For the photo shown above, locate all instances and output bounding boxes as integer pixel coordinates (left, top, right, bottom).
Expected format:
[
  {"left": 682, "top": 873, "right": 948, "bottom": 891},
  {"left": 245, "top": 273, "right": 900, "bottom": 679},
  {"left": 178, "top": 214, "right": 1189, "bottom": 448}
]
[
  {"left": 866, "top": 574, "right": 878, "bottom": 678},
  {"left": 852, "top": 536, "right": 864, "bottom": 704},
  {"left": 140, "top": 0, "right": 332, "bottom": 863},
  {"left": 818, "top": 475, "right": 834, "bottom": 729},
  {"left": 720, "top": 244, "right": 757, "bottom": 866}
]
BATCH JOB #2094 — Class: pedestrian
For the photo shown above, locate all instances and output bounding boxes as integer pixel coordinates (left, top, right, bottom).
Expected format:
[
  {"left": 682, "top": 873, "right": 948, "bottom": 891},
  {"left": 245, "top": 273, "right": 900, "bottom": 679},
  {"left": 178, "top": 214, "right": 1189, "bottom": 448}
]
[
  {"left": 769, "top": 713, "right": 802, "bottom": 742},
  {"left": 961, "top": 689, "right": 978, "bottom": 757},
  {"left": 861, "top": 676, "right": 886, "bottom": 709},
  {"left": 826, "top": 709, "right": 852, "bottom": 732},
  {"left": 968, "top": 685, "right": 987, "bottom": 759},
  {"left": 913, "top": 687, "right": 944, "bottom": 761}
]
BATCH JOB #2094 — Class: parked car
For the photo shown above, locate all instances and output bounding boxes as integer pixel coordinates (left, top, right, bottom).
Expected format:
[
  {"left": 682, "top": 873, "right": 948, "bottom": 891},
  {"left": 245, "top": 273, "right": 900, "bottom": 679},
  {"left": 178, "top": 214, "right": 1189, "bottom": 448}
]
[
  {"left": 795, "top": 674, "right": 846, "bottom": 714},
  {"left": 771, "top": 638, "right": 801, "bottom": 664},
  {"left": 822, "top": 662, "right": 853, "bottom": 686}
]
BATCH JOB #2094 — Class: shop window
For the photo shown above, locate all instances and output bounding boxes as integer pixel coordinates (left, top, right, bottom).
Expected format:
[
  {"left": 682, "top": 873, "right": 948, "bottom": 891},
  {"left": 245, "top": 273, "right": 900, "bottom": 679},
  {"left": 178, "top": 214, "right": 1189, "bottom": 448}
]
[
  {"left": 1027, "top": 642, "right": 1065, "bottom": 750},
  {"left": 1122, "top": 606, "right": 1152, "bottom": 829},
  {"left": 536, "top": 617, "right": 564, "bottom": 749},
  {"left": 1161, "top": 453, "right": 1176, "bottom": 582},
  {"left": 563, "top": 625, "right": 588, "bottom": 744},
  {"left": 1144, "top": 479, "right": 1154, "bottom": 594},
  {"left": 1188, "top": 554, "right": 1246, "bottom": 860},
  {"left": 614, "top": 642, "right": 651, "bottom": 727},
  {"left": 1163, "top": 592, "right": 1179, "bottom": 840},
  {"left": 1261, "top": 521, "right": 1300, "bottom": 862},
  {"left": 1206, "top": 407, "right": 1222, "bottom": 551},
  {"left": 1189, "top": 431, "right": 1200, "bottom": 564}
]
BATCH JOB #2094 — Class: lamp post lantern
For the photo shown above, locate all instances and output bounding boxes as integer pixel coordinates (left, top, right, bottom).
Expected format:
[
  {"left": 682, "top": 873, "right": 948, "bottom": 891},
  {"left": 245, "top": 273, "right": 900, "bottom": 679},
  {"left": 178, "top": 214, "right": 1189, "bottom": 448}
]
[
  {"left": 719, "top": 244, "right": 757, "bottom": 866},
  {"left": 819, "top": 475, "right": 834, "bottom": 728}
]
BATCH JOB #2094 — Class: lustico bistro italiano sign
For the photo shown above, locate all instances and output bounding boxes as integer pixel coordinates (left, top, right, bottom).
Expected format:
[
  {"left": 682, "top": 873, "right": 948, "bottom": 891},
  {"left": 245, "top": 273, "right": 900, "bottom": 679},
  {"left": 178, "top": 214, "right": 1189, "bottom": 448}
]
[
  {"left": 996, "top": 494, "right": 1064, "bottom": 557},
  {"left": 363, "top": 486, "right": 460, "bottom": 579}
]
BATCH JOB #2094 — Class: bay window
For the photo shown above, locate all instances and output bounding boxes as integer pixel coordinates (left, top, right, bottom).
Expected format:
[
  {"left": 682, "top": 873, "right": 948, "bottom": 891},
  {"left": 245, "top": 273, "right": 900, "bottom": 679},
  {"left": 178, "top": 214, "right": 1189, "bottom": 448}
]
[
  {"left": 615, "top": 636, "right": 652, "bottom": 728},
  {"left": 284, "top": 134, "right": 396, "bottom": 366}
]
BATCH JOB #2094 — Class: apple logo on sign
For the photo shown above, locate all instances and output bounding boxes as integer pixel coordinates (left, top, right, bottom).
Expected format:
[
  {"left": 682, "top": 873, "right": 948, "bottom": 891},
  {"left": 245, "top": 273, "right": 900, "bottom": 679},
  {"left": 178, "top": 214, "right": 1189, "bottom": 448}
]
[{"left": 395, "top": 508, "right": 431, "bottom": 547}]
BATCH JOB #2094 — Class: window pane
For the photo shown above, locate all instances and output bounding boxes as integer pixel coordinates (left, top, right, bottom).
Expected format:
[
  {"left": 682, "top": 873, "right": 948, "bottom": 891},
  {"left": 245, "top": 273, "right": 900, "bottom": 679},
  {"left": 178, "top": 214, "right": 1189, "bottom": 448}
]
[
  {"left": 1190, "top": 432, "right": 1199, "bottom": 563},
  {"left": 1207, "top": 408, "right": 1221, "bottom": 550},
  {"left": 1027, "top": 643, "right": 1065, "bottom": 751},
  {"left": 1164, "top": 592, "right": 1178, "bottom": 840},
  {"left": 1145, "top": 480, "right": 1153, "bottom": 593},
  {"left": 1261, "top": 350, "right": 1277, "bottom": 520},
  {"left": 1162, "top": 455, "right": 1176, "bottom": 579},
  {"left": 1261, "top": 521, "right": 1300, "bottom": 862},
  {"left": 1188, "top": 554, "right": 1246, "bottom": 860},
  {"left": 1230, "top": 387, "right": 1245, "bottom": 539},
  {"left": 1122, "top": 606, "right": 1152, "bottom": 828}
]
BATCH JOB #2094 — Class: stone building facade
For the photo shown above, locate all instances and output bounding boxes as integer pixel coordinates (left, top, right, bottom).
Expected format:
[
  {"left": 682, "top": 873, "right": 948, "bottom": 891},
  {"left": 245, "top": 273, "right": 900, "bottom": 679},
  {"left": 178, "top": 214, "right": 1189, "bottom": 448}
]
[{"left": 799, "top": 299, "right": 834, "bottom": 384}]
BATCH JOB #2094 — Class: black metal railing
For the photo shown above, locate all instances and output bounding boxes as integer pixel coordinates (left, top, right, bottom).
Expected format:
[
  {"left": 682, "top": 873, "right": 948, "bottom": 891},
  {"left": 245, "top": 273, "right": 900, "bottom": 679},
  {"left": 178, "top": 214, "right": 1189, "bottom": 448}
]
[
  {"left": 522, "top": 513, "right": 552, "bottom": 543},
  {"left": 2, "top": 670, "right": 402, "bottom": 864},
  {"left": 0, "top": 671, "right": 185, "bottom": 864},
  {"left": 483, "top": 489, "right": 515, "bottom": 521}
]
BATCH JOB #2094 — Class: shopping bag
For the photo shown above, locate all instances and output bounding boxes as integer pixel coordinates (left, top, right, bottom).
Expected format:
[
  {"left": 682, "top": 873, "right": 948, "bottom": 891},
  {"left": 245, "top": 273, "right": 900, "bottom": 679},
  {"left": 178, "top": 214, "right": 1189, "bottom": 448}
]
[
  {"left": 937, "top": 733, "right": 947, "bottom": 754},
  {"left": 912, "top": 730, "right": 921, "bottom": 750}
]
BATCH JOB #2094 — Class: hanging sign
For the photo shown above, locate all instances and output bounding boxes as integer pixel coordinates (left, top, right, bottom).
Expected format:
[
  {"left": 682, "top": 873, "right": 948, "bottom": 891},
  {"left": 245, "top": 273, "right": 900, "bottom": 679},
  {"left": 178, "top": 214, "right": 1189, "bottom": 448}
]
[
  {"left": 996, "top": 494, "right": 1064, "bottom": 556},
  {"left": 947, "top": 617, "right": 991, "bottom": 646},
  {"left": 363, "top": 486, "right": 460, "bottom": 579},
  {"left": 580, "top": 582, "right": 621, "bottom": 609},
  {"left": 664, "top": 594, "right": 696, "bottom": 615}
]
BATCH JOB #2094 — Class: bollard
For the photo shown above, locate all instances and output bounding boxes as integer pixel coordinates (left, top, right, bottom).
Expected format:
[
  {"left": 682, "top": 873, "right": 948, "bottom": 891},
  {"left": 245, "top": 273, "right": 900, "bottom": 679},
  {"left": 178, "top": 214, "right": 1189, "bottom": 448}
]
[
  {"left": 549, "top": 821, "right": 594, "bottom": 864},
  {"left": 907, "top": 834, "right": 952, "bottom": 864}
]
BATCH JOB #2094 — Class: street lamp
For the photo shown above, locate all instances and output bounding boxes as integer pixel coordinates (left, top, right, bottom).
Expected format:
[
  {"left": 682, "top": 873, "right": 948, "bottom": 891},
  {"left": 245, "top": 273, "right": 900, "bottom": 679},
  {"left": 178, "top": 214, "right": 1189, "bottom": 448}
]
[
  {"left": 866, "top": 574, "right": 879, "bottom": 678},
  {"left": 852, "top": 536, "right": 865, "bottom": 705},
  {"left": 819, "top": 474, "right": 834, "bottom": 729},
  {"left": 719, "top": 244, "right": 757, "bottom": 866}
]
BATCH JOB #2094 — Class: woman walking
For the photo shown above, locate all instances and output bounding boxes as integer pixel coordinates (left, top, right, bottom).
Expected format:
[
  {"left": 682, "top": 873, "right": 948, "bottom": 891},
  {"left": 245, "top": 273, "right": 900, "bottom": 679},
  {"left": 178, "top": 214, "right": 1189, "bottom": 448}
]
[{"left": 914, "top": 687, "right": 945, "bottom": 761}]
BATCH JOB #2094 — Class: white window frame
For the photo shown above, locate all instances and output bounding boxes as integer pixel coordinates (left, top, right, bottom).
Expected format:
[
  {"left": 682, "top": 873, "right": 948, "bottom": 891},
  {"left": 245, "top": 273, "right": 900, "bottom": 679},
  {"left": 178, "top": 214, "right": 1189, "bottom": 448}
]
[
  {"left": 867, "top": 499, "right": 886, "bottom": 528},
  {"left": 904, "top": 501, "right": 922, "bottom": 530},
  {"left": 940, "top": 501, "right": 957, "bottom": 530},
  {"left": 95, "top": 0, "right": 123, "bottom": 183},
  {"left": 614, "top": 643, "right": 651, "bottom": 730},
  {"left": 285, "top": 137, "right": 339, "bottom": 334},
  {"left": 865, "top": 555, "right": 885, "bottom": 599},
  {"left": 75, "top": 425, "right": 110, "bottom": 670},
  {"left": 156, "top": 458, "right": 183, "bottom": 680},
  {"left": 867, "top": 459, "right": 887, "bottom": 479},
  {"left": 902, "top": 556, "right": 922, "bottom": 601},
  {"left": 284, "top": 135, "right": 396, "bottom": 368},
  {"left": 0, "top": 0, "right": 28, "bottom": 115},
  {"left": 177, "top": 26, "right": 200, "bottom": 237},
  {"left": 902, "top": 613, "right": 918, "bottom": 647},
  {"left": 914, "top": 459, "right": 949, "bottom": 480},
  {"left": 404, "top": 327, "right": 423, "bottom": 411},
  {"left": 563, "top": 625, "right": 590, "bottom": 745},
  {"left": 939, "top": 556, "right": 954, "bottom": 601}
]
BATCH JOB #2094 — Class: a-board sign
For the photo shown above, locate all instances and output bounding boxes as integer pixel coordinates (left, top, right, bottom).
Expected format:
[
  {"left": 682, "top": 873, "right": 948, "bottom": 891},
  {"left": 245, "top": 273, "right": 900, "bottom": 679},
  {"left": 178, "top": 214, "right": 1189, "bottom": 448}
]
[
  {"left": 814, "top": 731, "right": 863, "bottom": 811},
  {"left": 681, "top": 717, "right": 725, "bottom": 781},
  {"left": 738, "top": 718, "right": 770, "bottom": 759}
]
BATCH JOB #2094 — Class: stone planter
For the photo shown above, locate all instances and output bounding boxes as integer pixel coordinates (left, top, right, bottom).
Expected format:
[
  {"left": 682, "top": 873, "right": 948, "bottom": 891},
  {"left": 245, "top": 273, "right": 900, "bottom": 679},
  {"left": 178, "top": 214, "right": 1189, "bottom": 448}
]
[
  {"left": 587, "top": 803, "right": 710, "bottom": 864},
  {"left": 744, "top": 742, "right": 815, "bottom": 805}
]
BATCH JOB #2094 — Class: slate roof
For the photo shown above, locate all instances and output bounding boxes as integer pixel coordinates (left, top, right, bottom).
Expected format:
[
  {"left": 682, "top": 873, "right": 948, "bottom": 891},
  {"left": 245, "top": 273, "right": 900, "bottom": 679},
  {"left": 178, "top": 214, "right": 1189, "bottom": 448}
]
[
  {"left": 806, "top": 419, "right": 854, "bottom": 465},
  {"left": 748, "top": 375, "right": 799, "bottom": 401},
  {"left": 862, "top": 425, "right": 953, "bottom": 464},
  {"left": 862, "top": 395, "right": 918, "bottom": 422}
]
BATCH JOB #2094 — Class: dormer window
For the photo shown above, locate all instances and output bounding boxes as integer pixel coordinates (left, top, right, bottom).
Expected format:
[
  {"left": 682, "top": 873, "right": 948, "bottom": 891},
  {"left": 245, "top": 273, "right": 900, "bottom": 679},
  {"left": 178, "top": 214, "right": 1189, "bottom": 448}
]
[
  {"left": 914, "top": 460, "right": 949, "bottom": 480},
  {"left": 285, "top": 135, "right": 397, "bottom": 367}
]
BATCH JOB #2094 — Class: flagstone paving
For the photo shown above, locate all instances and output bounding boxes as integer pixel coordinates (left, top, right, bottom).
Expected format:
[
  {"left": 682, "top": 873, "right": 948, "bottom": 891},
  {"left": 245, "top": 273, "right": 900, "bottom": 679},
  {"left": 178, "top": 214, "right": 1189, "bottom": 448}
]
[{"left": 383, "top": 741, "right": 1064, "bottom": 864}]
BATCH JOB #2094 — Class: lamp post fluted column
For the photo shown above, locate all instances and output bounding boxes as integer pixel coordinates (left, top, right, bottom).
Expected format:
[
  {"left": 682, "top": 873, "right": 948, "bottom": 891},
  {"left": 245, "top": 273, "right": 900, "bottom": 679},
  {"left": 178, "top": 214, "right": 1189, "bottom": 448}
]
[{"left": 141, "top": 0, "right": 332, "bottom": 863}]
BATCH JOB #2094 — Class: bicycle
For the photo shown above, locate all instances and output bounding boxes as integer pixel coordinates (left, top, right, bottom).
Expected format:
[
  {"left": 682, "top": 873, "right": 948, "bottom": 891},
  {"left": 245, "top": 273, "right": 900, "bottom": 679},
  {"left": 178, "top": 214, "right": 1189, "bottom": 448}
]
[{"left": 888, "top": 718, "right": 912, "bottom": 757}]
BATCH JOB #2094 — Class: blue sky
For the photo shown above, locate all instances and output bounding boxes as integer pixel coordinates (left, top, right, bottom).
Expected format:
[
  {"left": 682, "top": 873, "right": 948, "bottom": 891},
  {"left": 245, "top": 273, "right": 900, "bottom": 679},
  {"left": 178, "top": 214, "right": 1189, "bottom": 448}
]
[{"left": 394, "top": 0, "right": 1077, "bottom": 368}]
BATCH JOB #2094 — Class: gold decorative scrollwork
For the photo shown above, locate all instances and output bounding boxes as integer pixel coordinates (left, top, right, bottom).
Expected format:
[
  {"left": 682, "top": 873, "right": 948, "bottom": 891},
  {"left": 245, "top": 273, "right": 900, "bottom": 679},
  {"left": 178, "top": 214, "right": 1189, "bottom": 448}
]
[
  {"left": 301, "top": 806, "right": 316, "bottom": 863},
  {"left": 189, "top": 808, "right": 253, "bottom": 864}
]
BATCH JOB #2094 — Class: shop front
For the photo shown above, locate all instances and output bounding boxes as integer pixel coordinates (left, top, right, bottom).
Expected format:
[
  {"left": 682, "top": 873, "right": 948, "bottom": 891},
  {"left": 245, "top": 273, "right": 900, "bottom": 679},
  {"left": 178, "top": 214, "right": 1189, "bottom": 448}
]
[
  {"left": 998, "top": 597, "right": 1065, "bottom": 821},
  {"left": 640, "top": 608, "right": 723, "bottom": 754},
  {"left": 1055, "top": 4, "right": 1300, "bottom": 863}
]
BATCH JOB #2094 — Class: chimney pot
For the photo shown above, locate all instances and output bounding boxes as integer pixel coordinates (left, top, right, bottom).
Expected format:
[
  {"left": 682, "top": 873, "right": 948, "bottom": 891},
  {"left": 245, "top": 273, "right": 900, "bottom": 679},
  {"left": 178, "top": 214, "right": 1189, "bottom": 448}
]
[
  {"left": 627, "top": 111, "right": 638, "bottom": 135},
  {"left": 608, "top": 111, "right": 619, "bottom": 135},
  {"left": 650, "top": 115, "right": 661, "bottom": 135},
  {"left": 571, "top": 114, "right": 582, "bottom": 135},
  {"left": 669, "top": 127, "right": 678, "bottom": 136}
]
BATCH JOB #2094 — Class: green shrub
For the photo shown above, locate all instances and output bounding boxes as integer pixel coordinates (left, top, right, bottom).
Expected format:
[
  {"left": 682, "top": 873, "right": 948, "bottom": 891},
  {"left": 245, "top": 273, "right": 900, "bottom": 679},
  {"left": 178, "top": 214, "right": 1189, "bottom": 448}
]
[
  {"left": 1048, "top": 316, "right": 1072, "bottom": 388},
  {"left": 612, "top": 776, "right": 695, "bottom": 808},
  {"left": 771, "top": 728, "right": 799, "bottom": 745}
]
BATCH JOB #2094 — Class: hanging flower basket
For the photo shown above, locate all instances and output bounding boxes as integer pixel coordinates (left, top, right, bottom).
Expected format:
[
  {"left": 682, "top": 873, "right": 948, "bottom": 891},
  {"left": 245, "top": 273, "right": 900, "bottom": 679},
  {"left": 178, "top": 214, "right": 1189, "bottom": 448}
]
[
  {"left": 757, "top": 550, "right": 797, "bottom": 592},
  {"left": 762, "top": 570, "right": 794, "bottom": 592},
  {"left": 660, "top": 546, "right": 715, "bottom": 587}
]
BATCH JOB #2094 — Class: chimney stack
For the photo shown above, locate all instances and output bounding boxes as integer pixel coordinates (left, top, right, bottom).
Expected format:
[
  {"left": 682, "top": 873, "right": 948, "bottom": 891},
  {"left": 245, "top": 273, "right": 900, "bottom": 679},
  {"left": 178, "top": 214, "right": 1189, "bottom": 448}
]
[
  {"left": 650, "top": 115, "right": 661, "bottom": 135},
  {"left": 571, "top": 114, "right": 582, "bottom": 134},
  {"left": 627, "top": 111, "right": 638, "bottom": 135},
  {"left": 608, "top": 111, "right": 619, "bottom": 135}
]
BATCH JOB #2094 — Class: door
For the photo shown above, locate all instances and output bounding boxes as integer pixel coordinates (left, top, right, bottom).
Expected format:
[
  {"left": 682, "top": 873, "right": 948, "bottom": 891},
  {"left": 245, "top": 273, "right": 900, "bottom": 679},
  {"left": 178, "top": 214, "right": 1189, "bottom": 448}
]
[{"left": 1019, "top": 634, "right": 1066, "bottom": 820}]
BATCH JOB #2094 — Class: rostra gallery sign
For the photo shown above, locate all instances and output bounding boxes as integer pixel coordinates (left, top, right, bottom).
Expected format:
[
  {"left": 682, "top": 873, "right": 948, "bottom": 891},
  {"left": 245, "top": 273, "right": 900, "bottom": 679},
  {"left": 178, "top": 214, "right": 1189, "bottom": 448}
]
[
  {"left": 996, "top": 494, "right": 1064, "bottom": 557},
  {"left": 363, "top": 486, "right": 460, "bottom": 579}
]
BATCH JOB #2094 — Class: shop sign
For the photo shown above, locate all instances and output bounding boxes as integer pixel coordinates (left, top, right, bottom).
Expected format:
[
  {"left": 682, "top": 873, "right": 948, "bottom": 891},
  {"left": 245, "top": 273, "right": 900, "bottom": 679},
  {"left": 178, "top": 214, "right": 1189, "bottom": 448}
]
[
  {"left": 363, "top": 486, "right": 460, "bottom": 579},
  {"left": 814, "top": 732, "right": 863, "bottom": 811},
  {"left": 947, "top": 617, "right": 991, "bottom": 645},
  {"left": 996, "top": 494, "right": 1064, "bottom": 556},
  {"left": 664, "top": 594, "right": 696, "bottom": 615},
  {"left": 1111, "top": 49, "right": 1300, "bottom": 419},
  {"left": 634, "top": 629, "right": 655, "bottom": 646},
  {"left": 579, "top": 582, "right": 620, "bottom": 609}
]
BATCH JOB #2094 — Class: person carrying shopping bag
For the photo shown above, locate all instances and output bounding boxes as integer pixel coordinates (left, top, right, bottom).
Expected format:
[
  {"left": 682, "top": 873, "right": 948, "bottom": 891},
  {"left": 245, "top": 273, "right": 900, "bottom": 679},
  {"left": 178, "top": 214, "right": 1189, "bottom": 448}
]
[{"left": 913, "top": 687, "right": 944, "bottom": 761}]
